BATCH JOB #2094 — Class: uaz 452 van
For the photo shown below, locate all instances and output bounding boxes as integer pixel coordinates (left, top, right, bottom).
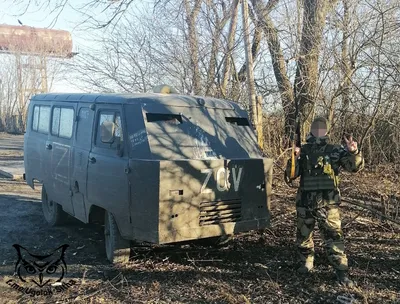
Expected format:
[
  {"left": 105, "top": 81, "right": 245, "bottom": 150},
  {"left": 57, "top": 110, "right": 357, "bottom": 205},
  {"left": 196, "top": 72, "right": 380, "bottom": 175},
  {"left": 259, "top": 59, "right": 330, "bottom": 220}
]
[{"left": 24, "top": 88, "right": 273, "bottom": 264}]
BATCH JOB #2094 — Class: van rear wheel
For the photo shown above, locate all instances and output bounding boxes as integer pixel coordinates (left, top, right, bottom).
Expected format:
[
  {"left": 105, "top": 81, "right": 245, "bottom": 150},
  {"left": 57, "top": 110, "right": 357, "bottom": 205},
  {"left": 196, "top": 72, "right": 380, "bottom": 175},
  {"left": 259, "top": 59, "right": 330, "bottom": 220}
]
[
  {"left": 41, "top": 185, "right": 66, "bottom": 226},
  {"left": 104, "top": 211, "right": 131, "bottom": 264}
]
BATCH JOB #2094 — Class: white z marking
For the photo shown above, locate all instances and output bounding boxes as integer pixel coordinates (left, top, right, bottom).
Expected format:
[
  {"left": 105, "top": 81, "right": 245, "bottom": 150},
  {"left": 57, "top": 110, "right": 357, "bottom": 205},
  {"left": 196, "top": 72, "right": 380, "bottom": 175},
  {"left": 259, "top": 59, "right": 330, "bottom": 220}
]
[{"left": 201, "top": 169, "right": 213, "bottom": 193}]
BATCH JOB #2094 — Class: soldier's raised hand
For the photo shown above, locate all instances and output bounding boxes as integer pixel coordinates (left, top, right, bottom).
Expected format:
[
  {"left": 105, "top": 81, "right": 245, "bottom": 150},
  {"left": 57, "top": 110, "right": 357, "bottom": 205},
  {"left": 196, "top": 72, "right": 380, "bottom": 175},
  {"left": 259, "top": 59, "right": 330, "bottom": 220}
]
[
  {"left": 344, "top": 135, "right": 358, "bottom": 153},
  {"left": 295, "top": 147, "right": 301, "bottom": 158}
]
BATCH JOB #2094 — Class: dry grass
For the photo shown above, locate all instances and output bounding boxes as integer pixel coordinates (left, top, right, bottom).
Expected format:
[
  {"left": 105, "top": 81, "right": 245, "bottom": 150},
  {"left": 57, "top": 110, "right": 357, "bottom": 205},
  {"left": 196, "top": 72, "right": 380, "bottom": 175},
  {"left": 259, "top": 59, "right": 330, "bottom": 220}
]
[{"left": 0, "top": 134, "right": 398, "bottom": 303}]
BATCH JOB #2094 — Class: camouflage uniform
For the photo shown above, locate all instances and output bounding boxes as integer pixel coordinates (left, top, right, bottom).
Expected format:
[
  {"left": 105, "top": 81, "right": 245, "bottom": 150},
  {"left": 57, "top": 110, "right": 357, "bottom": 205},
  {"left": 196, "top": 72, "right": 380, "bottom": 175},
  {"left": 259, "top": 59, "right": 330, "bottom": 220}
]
[{"left": 286, "top": 134, "right": 364, "bottom": 273}]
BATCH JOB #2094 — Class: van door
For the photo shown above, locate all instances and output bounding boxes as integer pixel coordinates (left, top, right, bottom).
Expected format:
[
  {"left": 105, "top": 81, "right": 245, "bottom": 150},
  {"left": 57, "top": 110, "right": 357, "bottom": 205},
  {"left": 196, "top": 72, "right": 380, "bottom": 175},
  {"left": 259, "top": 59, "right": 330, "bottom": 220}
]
[
  {"left": 24, "top": 102, "right": 51, "bottom": 188},
  {"left": 86, "top": 105, "right": 131, "bottom": 238},
  {"left": 70, "top": 105, "right": 94, "bottom": 222},
  {"left": 48, "top": 103, "right": 76, "bottom": 215}
]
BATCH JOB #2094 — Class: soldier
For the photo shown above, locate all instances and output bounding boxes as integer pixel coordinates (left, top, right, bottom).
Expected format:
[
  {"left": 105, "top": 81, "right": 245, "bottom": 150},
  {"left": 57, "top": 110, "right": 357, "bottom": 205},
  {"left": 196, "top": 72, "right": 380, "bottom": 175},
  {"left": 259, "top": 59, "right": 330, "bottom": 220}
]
[{"left": 286, "top": 117, "right": 364, "bottom": 287}]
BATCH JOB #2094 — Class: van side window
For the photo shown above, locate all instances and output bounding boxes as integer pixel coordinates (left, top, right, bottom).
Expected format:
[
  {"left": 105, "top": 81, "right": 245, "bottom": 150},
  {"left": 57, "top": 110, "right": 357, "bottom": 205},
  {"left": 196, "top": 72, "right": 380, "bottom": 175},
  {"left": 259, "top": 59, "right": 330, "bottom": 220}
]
[
  {"left": 32, "top": 105, "right": 50, "bottom": 134},
  {"left": 146, "top": 113, "right": 182, "bottom": 124},
  {"left": 76, "top": 108, "right": 92, "bottom": 147},
  {"left": 51, "top": 107, "right": 74, "bottom": 139},
  {"left": 52, "top": 107, "right": 61, "bottom": 134},
  {"left": 96, "top": 111, "right": 123, "bottom": 149},
  {"left": 225, "top": 117, "right": 250, "bottom": 126},
  {"left": 115, "top": 114, "right": 123, "bottom": 140}
]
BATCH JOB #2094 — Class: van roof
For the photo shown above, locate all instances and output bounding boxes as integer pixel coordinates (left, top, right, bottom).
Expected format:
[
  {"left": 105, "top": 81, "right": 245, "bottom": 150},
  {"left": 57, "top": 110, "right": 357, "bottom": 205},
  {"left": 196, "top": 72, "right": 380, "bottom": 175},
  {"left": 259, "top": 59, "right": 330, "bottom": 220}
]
[{"left": 31, "top": 93, "right": 241, "bottom": 110}]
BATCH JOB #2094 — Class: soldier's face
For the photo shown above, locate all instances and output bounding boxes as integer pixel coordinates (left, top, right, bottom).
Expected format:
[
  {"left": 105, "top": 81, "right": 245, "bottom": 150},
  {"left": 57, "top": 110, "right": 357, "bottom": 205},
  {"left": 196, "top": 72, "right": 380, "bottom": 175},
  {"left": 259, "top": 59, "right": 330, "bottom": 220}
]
[{"left": 311, "top": 122, "right": 327, "bottom": 137}]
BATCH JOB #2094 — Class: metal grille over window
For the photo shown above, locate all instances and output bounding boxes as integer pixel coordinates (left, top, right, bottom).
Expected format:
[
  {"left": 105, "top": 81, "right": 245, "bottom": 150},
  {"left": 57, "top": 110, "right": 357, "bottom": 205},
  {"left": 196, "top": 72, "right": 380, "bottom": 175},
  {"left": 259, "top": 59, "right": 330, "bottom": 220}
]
[{"left": 199, "top": 199, "right": 242, "bottom": 226}]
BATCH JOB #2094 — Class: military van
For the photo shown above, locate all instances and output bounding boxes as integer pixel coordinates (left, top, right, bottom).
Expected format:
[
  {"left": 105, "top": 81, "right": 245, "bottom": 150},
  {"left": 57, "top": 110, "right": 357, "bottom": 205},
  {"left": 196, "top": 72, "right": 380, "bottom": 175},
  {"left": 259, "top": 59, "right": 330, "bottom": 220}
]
[{"left": 24, "top": 88, "right": 273, "bottom": 264}]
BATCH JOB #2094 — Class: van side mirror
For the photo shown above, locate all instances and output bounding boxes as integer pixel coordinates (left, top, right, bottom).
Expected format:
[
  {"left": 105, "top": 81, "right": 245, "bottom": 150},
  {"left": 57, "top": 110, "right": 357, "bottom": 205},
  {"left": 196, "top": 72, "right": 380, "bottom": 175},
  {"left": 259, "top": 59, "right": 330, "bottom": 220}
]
[{"left": 101, "top": 121, "right": 116, "bottom": 143}]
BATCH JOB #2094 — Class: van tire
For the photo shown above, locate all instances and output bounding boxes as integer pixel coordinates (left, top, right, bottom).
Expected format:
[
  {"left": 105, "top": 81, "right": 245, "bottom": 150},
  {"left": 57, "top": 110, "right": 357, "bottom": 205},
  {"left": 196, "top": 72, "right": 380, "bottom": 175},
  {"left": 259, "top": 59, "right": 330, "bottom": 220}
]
[
  {"left": 41, "top": 185, "right": 66, "bottom": 226},
  {"left": 104, "top": 211, "right": 131, "bottom": 264}
]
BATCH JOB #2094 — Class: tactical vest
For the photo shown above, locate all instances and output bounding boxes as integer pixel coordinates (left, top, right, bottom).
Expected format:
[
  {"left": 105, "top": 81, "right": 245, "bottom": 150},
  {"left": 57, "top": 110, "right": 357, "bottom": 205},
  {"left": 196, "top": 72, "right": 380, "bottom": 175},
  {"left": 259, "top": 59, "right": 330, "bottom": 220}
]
[{"left": 300, "top": 143, "right": 339, "bottom": 191}]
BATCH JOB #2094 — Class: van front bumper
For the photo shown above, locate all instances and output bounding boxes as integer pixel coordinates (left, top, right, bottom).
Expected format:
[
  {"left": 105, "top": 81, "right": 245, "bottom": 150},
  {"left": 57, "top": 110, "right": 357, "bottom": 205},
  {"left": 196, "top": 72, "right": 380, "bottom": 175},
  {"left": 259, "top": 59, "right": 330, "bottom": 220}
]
[{"left": 158, "top": 217, "right": 270, "bottom": 244}]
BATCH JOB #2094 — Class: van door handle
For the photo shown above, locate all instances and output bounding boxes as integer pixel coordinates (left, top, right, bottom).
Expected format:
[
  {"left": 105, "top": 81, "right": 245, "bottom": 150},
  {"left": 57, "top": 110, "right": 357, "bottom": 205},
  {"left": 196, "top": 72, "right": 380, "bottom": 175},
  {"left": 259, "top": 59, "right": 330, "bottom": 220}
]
[
  {"left": 89, "top": 157, "right": 96, "bottom": 164},
  {"left": 45, "top": 144, "right": 52, "bottom": 150}
]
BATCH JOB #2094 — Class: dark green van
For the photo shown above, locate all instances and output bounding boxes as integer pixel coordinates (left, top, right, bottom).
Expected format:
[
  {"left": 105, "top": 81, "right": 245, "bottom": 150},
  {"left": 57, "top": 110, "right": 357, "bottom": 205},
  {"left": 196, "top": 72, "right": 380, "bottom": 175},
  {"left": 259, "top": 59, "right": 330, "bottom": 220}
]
[{"left": 24, "top": 90, "right": 273, "bottom": 264}]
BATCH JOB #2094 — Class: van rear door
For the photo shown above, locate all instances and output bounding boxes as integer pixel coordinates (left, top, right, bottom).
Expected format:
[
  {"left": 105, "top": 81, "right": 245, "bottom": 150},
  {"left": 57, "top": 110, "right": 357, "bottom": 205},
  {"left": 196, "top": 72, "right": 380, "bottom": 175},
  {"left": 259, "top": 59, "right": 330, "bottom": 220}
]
[
  {"left": 24, "top": 102, "right": 51, "bottom": 188},
  {"left": 48, "top": 103, "right": 76, "bottom": 215}
]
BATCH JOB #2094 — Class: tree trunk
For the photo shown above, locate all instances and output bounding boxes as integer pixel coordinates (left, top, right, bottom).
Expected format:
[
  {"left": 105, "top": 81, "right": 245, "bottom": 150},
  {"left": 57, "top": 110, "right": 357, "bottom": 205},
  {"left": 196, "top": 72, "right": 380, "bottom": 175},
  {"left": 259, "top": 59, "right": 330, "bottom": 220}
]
[
  {"left": 254, "top": 1, "right": 294, "bottom": 137},
  {"left": 205, "top": 28, "right": 220, "bottom": 96},
  {"left": 341, "top": 0, "right": 351, "bottom": 133},
  {"left": 294, "top": 0, "right": 338, "bottom": 134},
  {"left": 221, "top": 0, "right": 240, "bottom": 98},
  {"left": 205, "top": 2, "right": 229, "bottom": 96},
  {"left": 257, "top": 95, "right": 264, "bottom": 150},
  {"left": 242, "top": 0, "right": 258, "bottom": 130},
  {"left": 184, "top": 0, "right": 202, "bottom": 95},
  {"left": 237, "top": 6, "right": 263, "bottom": 83}
]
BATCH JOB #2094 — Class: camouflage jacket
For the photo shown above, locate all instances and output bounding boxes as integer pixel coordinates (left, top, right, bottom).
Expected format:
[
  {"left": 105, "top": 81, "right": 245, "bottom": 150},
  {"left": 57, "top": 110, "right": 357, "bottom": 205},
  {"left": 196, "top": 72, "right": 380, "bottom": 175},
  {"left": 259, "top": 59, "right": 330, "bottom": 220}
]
[{"left": 286, "top": 134, "right": 365, "bottom": 190}]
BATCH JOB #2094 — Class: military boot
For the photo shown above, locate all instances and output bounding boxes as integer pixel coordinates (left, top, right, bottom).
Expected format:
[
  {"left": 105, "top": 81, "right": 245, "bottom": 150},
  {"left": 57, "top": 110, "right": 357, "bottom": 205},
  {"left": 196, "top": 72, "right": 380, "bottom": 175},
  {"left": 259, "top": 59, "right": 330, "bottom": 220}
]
[
  {"left": 297, "top": 260, "right": 314, "bottom": 274},
  {"left": 336, "top": 270, "right": 355, "bottom": 287}
]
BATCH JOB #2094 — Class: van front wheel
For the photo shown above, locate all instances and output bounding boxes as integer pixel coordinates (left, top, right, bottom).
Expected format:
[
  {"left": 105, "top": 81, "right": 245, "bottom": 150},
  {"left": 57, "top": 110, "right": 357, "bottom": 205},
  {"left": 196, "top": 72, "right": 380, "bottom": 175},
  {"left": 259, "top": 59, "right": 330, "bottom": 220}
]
[
  {"left": 42, "top": 185, "right": 66, "bottom": 226},
  {"left": 104, "top": 211, "right": 131, "bottom": 264}
]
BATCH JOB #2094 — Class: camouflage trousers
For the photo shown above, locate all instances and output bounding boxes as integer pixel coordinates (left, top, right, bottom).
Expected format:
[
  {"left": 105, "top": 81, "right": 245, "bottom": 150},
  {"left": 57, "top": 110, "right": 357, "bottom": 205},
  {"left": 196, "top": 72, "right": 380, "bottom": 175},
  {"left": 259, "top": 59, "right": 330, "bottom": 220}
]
[{"left": 295, "top": 189, "right": 348, "bottom": 271}]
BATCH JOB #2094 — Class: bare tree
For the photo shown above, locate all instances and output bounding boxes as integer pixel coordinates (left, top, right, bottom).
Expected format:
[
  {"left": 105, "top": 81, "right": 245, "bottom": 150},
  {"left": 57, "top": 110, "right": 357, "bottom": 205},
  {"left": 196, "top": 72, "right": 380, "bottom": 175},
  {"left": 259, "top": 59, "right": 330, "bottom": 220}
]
[
  {"left": 3, "top": 0, "right": 138, "bottom": 29},
  {"left": 253, "top": 0, "right": 295, "bottom": 136},
  {"left": 220, "top": 0, "right": 240, "bottom": 98},
  {"left": 0, "top": 52, "right": 64, "bottom": 132},
  {"left": 184, "top": 0, "right": 203, "bottom": 95},
  {"left": 204, "top": 0, "right": 230, "bottom": 96},
  {"left": 21, "top": 0, "right": 398, "bottom": 165},
  {"left": 242, "top": 0, "right": 257, "bottom": 128},
  {"left": 293, "top": 0, "right": 339, "bottom": 134}
]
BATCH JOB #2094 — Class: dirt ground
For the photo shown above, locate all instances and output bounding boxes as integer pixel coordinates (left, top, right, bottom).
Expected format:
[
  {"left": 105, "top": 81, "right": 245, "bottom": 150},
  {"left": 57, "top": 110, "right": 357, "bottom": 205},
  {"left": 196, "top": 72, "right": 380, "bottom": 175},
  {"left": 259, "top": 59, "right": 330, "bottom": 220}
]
[{"left": 0, "top": 135, "right": 398, "bottom": 304}]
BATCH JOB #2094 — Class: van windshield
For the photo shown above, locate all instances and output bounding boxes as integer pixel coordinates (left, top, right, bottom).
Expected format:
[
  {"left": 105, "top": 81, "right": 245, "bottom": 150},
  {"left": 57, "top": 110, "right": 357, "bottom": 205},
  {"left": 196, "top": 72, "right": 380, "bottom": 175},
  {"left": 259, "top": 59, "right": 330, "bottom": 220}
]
[{"left": 125, "top": 104, "right": 261, "bottom": 160}]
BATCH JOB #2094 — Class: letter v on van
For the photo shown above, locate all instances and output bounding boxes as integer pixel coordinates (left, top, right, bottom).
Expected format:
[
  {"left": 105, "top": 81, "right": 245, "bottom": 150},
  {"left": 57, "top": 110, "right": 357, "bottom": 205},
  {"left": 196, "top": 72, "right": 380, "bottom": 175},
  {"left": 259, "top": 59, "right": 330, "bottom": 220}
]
[{"left": 232, "top": 167, "right": 243, "bottom": 192}]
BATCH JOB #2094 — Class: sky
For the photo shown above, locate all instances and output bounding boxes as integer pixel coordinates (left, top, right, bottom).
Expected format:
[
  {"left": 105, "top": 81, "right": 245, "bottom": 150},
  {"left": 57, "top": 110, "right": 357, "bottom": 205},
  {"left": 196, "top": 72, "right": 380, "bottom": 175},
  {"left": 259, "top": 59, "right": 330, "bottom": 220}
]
[{"left": 0, "top": 0, "right": 147, "bottom": 92}]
